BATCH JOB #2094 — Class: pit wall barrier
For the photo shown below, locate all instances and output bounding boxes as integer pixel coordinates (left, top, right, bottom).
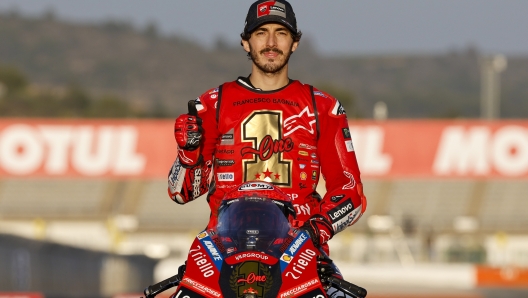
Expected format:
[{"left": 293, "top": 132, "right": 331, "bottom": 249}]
[{"left": 1, "top": 119, "right": 527, "bottom": 179}]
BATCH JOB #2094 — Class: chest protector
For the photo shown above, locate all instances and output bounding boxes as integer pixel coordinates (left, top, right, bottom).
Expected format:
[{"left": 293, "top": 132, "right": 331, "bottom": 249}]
[{"left": 213, "top": 80, "right": 321, "bottom": 214}]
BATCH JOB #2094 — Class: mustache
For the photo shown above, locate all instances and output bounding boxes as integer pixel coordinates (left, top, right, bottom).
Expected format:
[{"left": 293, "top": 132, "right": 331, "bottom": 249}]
[{"left": 260, "top": 48, "right": 283, "bottom": 55}]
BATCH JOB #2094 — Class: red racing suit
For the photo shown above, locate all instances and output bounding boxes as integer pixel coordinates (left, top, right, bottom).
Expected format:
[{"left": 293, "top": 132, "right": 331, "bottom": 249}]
[{"left": 168, "top": 77, "right": 367, "bottom": 244}]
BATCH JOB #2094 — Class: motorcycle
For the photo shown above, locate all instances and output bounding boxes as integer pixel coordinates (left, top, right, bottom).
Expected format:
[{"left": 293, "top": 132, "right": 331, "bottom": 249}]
[{"left": 144, "top": 182, "right": 367, "bottom": 298}]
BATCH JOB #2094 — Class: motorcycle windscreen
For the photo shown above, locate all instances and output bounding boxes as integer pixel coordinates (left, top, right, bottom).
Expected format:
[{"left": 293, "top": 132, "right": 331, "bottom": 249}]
[{"left": 216, "top": 198, "right": 291, "bottom": 259}]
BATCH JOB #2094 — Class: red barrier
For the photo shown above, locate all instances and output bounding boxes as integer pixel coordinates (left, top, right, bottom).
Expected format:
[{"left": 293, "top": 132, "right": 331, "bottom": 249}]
[
  {"left": 1, "top": 119, "right": 527, "bottom": 178},
  {"left": 476, "top": 266, "right": 528, "bottom": 288}
]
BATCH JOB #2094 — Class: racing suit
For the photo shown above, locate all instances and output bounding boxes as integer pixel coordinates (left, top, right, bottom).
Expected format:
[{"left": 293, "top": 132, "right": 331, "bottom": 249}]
[{"left": 168, "top": 77, "right": 367, "bottom": 251}]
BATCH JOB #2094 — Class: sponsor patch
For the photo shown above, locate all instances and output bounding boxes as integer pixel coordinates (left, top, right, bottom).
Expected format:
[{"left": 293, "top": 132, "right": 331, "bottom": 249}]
[
  {"left": 284, "top": 106, "right": 316, "bottom": 137},
  {"left": 216, "top": 148, "right": 234, "bottom": 154},
  {"left": 193, "top": 168, "right": 202, "bottom": 197},
  {"left": 216, "top": 159, "right": 235, "bottom": 167},
  {"left": 217, "top": 172, "right": 234, "bottom": 181},
  {"left": 238, "top": 182, "right": 274, "bottom": 191},
  {"left": 328, "top": 199, "right": 355, "bottom": 232},
  {"left": 299, "top": 151, "right": 308, "bottom": 156},
  {"left": 299, "top": 164, "right": 306, "bottom": 169},
  {"left": 313, "top": 91, "right": 328, "bottom": 98},
  {"left": 220, "top": 128, "right": 234, "bottom": 145},
  {"left": 330, "top": 194, "right": 346, "bottom": 203},
  {"left": 331, "top": 100, "right": 346, "bottom": 116},
  {"left": 168, "top": 161, "right": 186, "bottom": 198},
  {"left": 342, "top": 127, "right": 351, "bottom": 139},
  {"left": 311, "top": 170, "right": 317, "bottom": 180},
  {"left": 345, "top": 139, "right": 355, "bottom": 152},
  {"left": 300, "top": 172, "right": 307, "bottom": 180},
  {"left": 299, "top": 143, "right": 317, "bottom": 150},
  {"left": 258, "top": 1, "right": 287, "bottom": 18}
]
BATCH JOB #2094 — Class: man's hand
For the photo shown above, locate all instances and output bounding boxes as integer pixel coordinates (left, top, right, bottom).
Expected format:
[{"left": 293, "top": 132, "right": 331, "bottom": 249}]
[
  {"left": 316, "top": 254, "right": 337, "bottom": 289},
  {"left": 301, "top": 216, "right": 334, "bottom": 247},
  {"left": 174, "top": 100, "right": 203, "bottom": 167}
]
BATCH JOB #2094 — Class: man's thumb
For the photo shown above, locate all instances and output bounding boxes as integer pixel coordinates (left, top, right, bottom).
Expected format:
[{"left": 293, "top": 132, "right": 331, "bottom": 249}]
[{"left": 188, "top": 100, "right": 198, "bottom": 116}]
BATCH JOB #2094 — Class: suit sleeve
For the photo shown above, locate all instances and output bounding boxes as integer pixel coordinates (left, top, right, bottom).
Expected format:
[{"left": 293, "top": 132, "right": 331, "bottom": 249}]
[
  {"left": 314, "top": 91, "right": 367, "bottom": 234},
  {"left": 168, "top": 89, "right": 221, "bottom": 204}
]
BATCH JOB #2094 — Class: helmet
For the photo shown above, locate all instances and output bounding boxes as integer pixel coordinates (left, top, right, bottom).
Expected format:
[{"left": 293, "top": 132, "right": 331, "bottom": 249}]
[{"left": 216, "top": 181, "right": 296, "bottom": 252}]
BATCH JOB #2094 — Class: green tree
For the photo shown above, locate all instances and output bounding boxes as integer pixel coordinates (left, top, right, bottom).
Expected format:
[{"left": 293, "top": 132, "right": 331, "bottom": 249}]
[{"left": 0, "top": 65, "right": 28, "bottom": 95}]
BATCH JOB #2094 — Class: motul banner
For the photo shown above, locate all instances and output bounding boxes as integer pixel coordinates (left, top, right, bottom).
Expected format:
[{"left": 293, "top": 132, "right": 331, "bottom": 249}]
[
  {"left": 0, "top": 119, "right": 175, "bottom": 178},
  {"left": 1, "top": 119, "right": 527, "bottom": 178}
]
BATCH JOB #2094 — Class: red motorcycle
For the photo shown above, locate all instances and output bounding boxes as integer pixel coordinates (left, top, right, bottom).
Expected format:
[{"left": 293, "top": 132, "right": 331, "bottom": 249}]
[{"left": 144, "top": 181, "right": 367, "bottom": 298}]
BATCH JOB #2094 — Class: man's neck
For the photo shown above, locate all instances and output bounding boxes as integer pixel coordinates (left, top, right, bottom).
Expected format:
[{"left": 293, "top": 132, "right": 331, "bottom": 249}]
[{"left": 248, "top": 65, "right": 290, "bottom": 91}]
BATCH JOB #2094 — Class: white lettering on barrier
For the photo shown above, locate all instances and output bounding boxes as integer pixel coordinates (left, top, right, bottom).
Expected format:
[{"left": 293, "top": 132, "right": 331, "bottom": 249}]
[
  {"left": 433, "top": 125, "right": 528, "bottom": 176},
  {"left": 349, "top": 126, "right": 392, "bottom": 175},
  {"left": 0, "top": 124, "right": 44, "bottom": 174},
  {"left": 0, "top": 124, "right": 146, "bottom": 176},
  {"left": 40, "top": 125, "right": 74, "bottom": 174}
]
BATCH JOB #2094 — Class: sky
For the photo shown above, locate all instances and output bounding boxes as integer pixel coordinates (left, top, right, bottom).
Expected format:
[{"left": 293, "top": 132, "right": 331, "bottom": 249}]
[{"left": 0, "top": 0, "right": 527, "bottom": 56}]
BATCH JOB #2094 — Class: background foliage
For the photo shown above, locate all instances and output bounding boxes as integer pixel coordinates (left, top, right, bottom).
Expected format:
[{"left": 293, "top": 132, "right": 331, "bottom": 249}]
[{"left": 1, "top": 12, "right": 527, "bottom": 118}]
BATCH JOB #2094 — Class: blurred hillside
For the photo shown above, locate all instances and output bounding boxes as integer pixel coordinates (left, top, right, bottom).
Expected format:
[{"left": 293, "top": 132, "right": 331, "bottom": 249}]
[{"left": 1, "top": 12, "right": 528, "bottom": 118}]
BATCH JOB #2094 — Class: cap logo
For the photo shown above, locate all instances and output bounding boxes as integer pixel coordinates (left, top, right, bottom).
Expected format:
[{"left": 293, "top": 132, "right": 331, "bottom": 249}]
[{"left": 257, "top": 1, "right": 286, "bottom": 18}]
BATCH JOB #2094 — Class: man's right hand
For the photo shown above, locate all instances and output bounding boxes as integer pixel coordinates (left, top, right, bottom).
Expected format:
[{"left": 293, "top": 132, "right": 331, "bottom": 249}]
[{"left": 174, "top": 100, "right": 203, "bottom": 167}]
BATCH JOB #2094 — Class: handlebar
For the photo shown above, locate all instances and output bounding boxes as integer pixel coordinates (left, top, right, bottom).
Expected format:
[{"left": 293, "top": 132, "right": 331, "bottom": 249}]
[
  {"left": 328, "top": 276, "right": 367, "bottom": 298},
  {"left": 143, "top": 274, "right": 181, "bottom": 298}
]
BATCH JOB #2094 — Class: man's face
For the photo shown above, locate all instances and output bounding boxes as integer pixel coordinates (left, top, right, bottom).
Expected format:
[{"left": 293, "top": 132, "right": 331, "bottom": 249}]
[{"left": 242, "top": 23, "right": 299, "bottom": 74}]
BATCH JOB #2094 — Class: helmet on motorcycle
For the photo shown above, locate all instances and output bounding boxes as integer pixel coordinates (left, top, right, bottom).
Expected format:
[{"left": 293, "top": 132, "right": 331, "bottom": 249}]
[{"left": 217, "top": 181, "right": 296, "bottom": 252}]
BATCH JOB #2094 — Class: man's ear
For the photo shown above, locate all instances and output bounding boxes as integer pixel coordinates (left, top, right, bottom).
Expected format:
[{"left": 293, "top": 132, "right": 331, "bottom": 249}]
[
  {"left": 241, "top": 39, "right": 251, "bottom": 53},
  {"left": 291, "top": 40, "right": 299, "bottom": 53}
]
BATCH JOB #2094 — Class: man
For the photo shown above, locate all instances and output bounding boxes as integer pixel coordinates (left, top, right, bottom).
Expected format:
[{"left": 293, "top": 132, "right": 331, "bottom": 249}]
[{"left": 169, "top": 0, "right": 366, "bottom": 257}]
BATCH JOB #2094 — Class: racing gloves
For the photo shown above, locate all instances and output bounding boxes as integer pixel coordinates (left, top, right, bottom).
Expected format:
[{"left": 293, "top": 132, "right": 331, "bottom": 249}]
[
  {"left": 301, "top": 216, "right": 334, "bottom": 247},
  {"left": 174, "top": 100, "right": 203, "bottom": 168}
]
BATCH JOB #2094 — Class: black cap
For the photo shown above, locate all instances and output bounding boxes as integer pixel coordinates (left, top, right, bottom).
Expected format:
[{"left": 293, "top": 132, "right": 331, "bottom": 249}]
[{"left": 243, "top": 0, "right": 298, "bottom": 35}]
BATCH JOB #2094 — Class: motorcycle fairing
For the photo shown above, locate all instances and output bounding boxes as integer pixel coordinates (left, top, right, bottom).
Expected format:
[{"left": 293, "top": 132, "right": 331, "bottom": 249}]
[
  {"left": 218, "top": 260, "right": 282, "bottom": 298},
  {"left": 279, "top": 230, "right": 310, "bottom": 272},
  {"left": 225, "top": 251, "right": 278, "bottom": 266},
  {"left": 182, "top": 236, "right": 223, "bottom": 296},
  {"left": 171, "top": 283, "right": 208, "bottom": 298},
  {"left": 278, "top": 230, "right": 326, "bottom": 297},
  {"left": 296, "top": 288, "right": 327, "bottom": 298},
  {"left": 196, "top": 231, "right": 224, "bottom": 270}
]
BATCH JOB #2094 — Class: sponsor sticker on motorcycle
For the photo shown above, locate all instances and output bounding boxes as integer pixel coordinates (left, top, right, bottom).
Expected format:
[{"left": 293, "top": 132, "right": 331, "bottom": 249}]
[
  {"left": 174, "top": 285, "right": 208, "bottom": 298},
  {"left": 279, "top": 277, "right": 320, "bottom": 298},
  {"left": 238, "top": 182, "right": 274, "bottom": 191},
  {"left": 181, "top": 277, "right": 221, "bottom": 297},
  {"left": 226, "top": 251, "right": 277, "bottom": 265},
  {"left": 284, "top": 248, "right": 317, "bottom": 280},
  {"left": 280, "top": 231, "right": 309, "bottom": 272},
  {"left": 196, "top": 233, "right": 224, "bottom": 270}
]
